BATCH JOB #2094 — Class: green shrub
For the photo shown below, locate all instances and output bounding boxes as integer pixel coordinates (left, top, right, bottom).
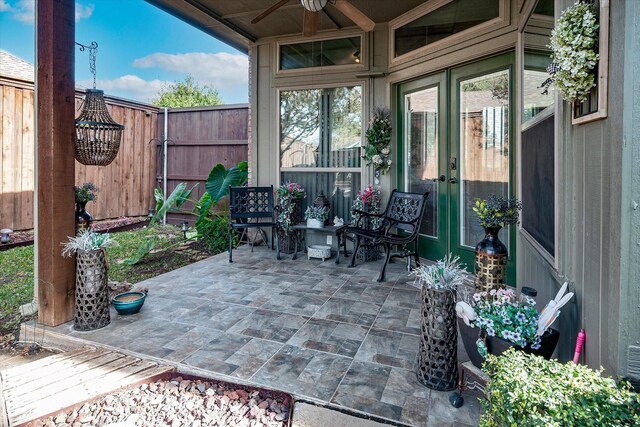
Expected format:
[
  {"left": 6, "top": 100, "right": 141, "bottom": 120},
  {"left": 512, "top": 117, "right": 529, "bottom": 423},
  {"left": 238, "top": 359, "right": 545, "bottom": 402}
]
[
  {"left": 480, "top": 349, "right": 640, "bottom": 427},
  {"left": 197, "top": 216, "right": 236, "bottom": 254}
]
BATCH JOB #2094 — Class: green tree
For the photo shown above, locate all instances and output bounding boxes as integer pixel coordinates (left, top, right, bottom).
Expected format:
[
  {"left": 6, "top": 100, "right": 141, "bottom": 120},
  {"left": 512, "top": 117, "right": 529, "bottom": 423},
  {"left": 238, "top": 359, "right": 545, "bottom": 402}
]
[{"left": 152, "top": 75, "right": 222, "bottom": 107}]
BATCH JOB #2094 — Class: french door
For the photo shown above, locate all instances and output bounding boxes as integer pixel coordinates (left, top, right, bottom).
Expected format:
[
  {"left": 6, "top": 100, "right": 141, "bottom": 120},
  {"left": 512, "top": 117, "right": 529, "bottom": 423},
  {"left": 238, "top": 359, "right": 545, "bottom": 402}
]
[{"left": 397, "top": 53, "right": 516, "bottom": 282}]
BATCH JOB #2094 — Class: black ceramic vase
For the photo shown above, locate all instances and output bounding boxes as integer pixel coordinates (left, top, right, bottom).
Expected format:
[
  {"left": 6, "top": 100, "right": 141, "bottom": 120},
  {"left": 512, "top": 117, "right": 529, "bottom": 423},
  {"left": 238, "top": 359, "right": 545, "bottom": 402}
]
[
  {"left": 75, "top": 201, "right": 93, "bottom": 227},
  {"left": 474, "top": 227, "right": 508, "bottom": 292}
]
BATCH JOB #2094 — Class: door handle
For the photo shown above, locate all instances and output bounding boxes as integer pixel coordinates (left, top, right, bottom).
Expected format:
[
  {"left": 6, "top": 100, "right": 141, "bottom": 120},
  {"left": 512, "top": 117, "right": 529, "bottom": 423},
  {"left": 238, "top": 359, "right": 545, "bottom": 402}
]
[
  {"left": 449, "top": 177, "right": 458, "bottom": 184},
  {"left": 432, "top": 175, "right": 446, "bottom": 182}
]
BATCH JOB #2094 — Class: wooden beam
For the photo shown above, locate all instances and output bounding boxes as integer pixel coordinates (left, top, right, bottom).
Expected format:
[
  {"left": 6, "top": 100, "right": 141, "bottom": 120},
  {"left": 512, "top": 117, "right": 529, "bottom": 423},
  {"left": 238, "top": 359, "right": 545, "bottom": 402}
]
[{"left": 36, "top": 0, "right": 76, "bottom": 326}]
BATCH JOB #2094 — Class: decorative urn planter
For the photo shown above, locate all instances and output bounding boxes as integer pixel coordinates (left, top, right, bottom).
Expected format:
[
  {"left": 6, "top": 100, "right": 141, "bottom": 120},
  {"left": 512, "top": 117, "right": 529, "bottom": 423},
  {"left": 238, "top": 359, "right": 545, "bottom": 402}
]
[
  {"left": 74, "top": 248, "right": 110, "bottom": 331},
  {"left": 75, "top": 201, "right": 94, "bottom": 228},
  {"left": 474, "top": 227, "right": 508, "bottom": 293}
]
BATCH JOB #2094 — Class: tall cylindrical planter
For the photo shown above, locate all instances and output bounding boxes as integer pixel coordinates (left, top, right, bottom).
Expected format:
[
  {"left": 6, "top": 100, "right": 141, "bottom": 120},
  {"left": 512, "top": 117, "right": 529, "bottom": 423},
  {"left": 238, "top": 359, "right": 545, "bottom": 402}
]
[
  {"left": 474, "top": 227, "right": 508, "bottom": 293},
  {"left": 417, "top": 286, "right": 458, "bottom": 391},
  {"left": 74, "top": 249, "right": 110, "bottom": 331}
]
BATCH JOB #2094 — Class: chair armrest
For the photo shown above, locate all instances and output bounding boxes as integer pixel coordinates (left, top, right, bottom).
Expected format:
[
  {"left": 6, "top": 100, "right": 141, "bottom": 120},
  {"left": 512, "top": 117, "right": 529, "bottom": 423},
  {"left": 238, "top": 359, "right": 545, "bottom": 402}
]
[{"left": 352, "top": 209, "right": 384, "bottom": 218}]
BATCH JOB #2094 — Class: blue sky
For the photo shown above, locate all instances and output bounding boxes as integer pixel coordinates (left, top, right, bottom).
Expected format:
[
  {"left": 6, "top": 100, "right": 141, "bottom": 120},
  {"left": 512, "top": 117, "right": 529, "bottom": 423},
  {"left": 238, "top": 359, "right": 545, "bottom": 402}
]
[{"left": 0, "top": 0, "right": 249, "bottom": 104}]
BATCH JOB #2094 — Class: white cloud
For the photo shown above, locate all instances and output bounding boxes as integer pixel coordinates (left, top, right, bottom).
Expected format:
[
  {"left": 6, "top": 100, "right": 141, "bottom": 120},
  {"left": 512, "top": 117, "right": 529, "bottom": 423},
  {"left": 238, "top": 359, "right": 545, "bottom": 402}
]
[
  {"left": 2, "top": 0, "right": 94, "bottom": 24},
  {"left": 0, "top": 0, "right": 12, "bottom": 12},
  {"left": 77, "top": 75, "right": 169, "bottom": 103},
  {"left": 132, "top": 52, "right": 248, "bottom": 90},
  {"left": 75, "top": 3, "right": 94, "bottom": 21}
]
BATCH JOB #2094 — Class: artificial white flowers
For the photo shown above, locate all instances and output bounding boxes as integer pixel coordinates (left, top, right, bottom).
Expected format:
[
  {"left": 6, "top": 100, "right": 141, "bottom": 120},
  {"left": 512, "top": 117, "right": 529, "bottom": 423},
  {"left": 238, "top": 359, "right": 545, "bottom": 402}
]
[{"left": 548, "top": 1, "right": 600, "bottom": 102}]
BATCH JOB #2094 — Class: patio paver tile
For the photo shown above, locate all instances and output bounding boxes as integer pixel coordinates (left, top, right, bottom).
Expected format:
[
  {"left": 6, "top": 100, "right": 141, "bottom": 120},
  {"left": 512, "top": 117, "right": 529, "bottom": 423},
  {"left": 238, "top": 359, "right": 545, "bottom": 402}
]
[
  {"left": 287, "top": 318, "right": 368, "bottom": 357},
  {"left": 354, "top": 328, "right": 419, "bottom": 370},
  {"left": 372, "top": 305, "right": 421, "bottom": 336},
  {"left": 313, "top": 297, "right": 381, "bottom": 326},
  {"left": 263, "top": 291, "right": 330, "bottom": 317},
  {"left": 227, "top": 308, "right": 309, "bottom": 342},
  {"left": 335, "top": 281, "right": 393, "bottom": 305},
  {"left": 382, "top": 288, "right": 421, "bottom": 310},
  {"left": 251, "top": 344, "right": 352, "bottom": 401}
]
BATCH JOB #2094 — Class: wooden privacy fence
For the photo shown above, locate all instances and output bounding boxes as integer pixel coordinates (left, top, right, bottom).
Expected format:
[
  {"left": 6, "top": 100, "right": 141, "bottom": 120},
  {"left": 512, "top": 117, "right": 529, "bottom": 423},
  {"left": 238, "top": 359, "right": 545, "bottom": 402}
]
[
  {"left": 0, "top": 77, "right": 159, "bottom": 230},
  {"left": 155, "top": 105, "right": 249, "bottom": 223}
]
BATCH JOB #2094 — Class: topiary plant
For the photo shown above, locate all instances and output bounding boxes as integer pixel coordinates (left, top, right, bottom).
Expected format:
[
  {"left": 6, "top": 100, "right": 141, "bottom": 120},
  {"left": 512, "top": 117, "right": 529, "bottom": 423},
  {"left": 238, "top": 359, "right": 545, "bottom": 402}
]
[{"left": 480, "top": 349, "right": 640, "bottom": 427}]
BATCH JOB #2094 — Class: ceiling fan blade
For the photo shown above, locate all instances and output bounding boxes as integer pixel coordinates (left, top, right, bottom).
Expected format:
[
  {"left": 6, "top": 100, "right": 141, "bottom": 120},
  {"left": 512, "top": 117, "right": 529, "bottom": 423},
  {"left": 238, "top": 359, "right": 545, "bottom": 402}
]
[
  {"left": 251, "top": 0, "right": 291, "bottom": 24},
  {"left": 332, "top": 0, "right": 375, "bottom": 32},
  {"left": 303, "top": 9, "right": 318, "bottom": 37}
]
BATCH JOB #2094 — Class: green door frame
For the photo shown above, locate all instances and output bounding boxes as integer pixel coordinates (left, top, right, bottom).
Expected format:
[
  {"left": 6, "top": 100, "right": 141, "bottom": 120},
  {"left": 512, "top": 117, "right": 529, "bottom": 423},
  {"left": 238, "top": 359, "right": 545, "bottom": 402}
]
[{"left": 396, "top": 52, "right": 517, "bottom": 284}]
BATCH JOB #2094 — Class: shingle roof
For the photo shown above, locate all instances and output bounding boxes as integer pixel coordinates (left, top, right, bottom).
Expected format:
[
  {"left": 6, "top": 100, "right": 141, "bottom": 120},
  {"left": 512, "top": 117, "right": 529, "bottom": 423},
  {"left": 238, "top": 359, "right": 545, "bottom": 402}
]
[{"left": 0, "top": 50, "right": 34, "bottom": 82}]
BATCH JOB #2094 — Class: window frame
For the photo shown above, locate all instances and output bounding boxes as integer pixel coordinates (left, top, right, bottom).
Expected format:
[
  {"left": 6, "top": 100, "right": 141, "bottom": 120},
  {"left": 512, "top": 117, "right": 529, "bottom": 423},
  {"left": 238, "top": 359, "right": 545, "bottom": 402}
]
[
  {"left": 389, "top": 0, "right": 511, "bottom": 65},
  {"left": 276, "top": 82, "right": 367, "bottom": 190},
  {"left": 275, "top": 31, "right": 366, "bottom": 76},
  {"left": 517, "top": 0, "right": 559, "bottom": 269}
]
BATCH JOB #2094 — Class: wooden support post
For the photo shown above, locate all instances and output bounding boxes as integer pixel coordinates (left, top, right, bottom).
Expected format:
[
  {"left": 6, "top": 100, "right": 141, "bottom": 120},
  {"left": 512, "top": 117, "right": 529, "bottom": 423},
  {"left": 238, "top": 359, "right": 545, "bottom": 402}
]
[{"left": 36, "top": 0, "right": 76, "bottom": 326}]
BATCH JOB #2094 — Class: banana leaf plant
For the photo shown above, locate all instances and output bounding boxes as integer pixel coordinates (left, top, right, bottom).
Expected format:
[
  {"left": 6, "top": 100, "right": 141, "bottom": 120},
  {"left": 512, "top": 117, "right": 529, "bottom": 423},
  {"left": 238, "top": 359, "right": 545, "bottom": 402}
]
[{"left": 125, "top": 161, "right": 248, "bottom": 265}]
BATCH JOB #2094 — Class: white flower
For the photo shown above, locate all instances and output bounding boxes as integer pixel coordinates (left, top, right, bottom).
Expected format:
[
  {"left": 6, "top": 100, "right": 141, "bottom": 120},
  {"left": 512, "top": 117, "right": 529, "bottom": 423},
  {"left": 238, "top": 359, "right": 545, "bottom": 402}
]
[
  {"left": 372, "top": 154, "right": 382, "bottom": 164},
  {"left": 381, "top": 147, "right": 390, "bottom": 155}
]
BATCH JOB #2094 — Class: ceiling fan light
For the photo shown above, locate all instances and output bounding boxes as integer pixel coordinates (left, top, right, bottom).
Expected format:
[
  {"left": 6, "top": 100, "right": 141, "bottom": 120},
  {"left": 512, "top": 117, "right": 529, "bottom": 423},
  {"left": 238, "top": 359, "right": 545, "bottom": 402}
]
[{"left": 300, "top": 0, "right": 327, "bottom": 12}]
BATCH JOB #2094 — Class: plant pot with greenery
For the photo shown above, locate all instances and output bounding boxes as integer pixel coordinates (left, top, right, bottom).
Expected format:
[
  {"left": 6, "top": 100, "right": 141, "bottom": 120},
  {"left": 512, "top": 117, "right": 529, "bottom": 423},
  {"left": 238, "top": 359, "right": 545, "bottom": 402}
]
[
  {"left": 456, "top": 287, "right": 564, "bottom": 369},
  {"left": 276, "top": 182, "right": 305, "bottom": 254},
  {"left": 472, "top": 196, "right": 522, "bottom": 292},
  {"left": 412, "top": 254, "right": 472, "bottom": 391},
  {"left": 74, "top": 182, "right": 98, "bottom": 228},
  {"left": 351, "top": 185, "right": 382, "bottom": 261},
  {"left": 304, "top": 206, "right": 328, "bottom": 229},
  {"left": 62, "top": 229, "right": 115, "bottom": 331}
]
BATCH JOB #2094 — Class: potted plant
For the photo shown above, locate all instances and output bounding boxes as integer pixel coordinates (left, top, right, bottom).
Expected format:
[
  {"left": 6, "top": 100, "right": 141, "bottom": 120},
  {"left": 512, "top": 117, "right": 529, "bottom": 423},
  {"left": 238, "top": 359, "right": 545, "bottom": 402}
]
[
  {"left": 74, "top": 182, "right": 98, "bottom": 227},
  {"left": 362, "top": 106, "right": 392, "bottom": 178},
  {"left": 472, "top": 196, "right": 522, "bottom": 292},
  {"left": 275, "top": 182, "right": 305, "bottom": 253},
  {"left": 456, "top": 287, "right": 561, "bottom": 370},
  {"left": 304, "top": 206, "right": 328, "bottom": 228},
  {"left": 62, "top": 229, "right": 115, "bottom": 331},
  {"left": 351, "top": 185, "right": 382, "bottom": 261},
  {"left": 411, "top": 254, "right": 472, "bottom": 391}
]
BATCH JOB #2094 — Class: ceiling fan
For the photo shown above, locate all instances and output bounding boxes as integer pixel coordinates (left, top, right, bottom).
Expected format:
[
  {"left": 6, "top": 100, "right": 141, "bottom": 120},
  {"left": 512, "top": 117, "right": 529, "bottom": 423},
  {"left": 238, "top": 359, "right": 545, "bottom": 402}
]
[{"left": 251, "top": 0, "right": 375, "bottom": 37}]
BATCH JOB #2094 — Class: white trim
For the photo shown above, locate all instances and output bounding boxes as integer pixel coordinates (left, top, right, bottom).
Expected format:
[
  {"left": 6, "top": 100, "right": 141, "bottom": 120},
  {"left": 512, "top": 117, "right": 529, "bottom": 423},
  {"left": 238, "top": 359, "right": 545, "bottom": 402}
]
[
  {"left": 389, "top": 0, "right": 511, "bottom": 66},
  {"left": 280, "top": 167, "right": 362, "bottom": 173},
  {"left": 521, "top": 104, "right": 554, "bottom": 131},
  {"left": 571, "top": 0, "right": 609, "bottom": 125}
]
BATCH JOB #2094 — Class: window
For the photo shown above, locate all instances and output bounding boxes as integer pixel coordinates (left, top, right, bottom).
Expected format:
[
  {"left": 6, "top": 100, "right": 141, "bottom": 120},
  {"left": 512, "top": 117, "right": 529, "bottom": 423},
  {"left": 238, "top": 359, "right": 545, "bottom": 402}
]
[
  {"left": 279, "top": 37, "right": 361, "bottom": 71},
  {"left": 394, "top": 0, "right": 500, "bottom": 58},
  {"left": 280, "top": 86, "right": 362, "bottom": 221},
  {"left": 520, "top": 0, "right": 556, "bottom": 261}
]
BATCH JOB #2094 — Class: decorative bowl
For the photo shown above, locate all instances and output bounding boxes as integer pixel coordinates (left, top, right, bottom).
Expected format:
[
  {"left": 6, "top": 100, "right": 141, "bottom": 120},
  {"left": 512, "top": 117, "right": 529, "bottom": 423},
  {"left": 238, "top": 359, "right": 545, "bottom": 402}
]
[
  {"left": 308, "top": 245, "right": 331, "bottom": 261},
  {"left": 112, "top": 291, "right": 146, "bottom": 315}
]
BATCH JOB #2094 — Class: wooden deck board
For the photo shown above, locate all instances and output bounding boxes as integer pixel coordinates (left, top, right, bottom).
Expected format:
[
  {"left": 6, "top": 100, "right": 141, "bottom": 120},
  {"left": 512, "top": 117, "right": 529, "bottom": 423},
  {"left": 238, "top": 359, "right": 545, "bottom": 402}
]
[{"left": 1, "top": 347, "right": 173, "bottom": 426}]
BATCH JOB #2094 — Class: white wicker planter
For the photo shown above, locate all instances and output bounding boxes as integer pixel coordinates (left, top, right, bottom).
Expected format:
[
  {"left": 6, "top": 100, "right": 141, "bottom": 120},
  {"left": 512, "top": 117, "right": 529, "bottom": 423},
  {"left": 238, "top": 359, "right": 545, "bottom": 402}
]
[
  {"left": 308, "top": 245, "right": 331, "bottom": 261},
  {"left": 306, "top": 218, "right": 324, "bottom": 228}
]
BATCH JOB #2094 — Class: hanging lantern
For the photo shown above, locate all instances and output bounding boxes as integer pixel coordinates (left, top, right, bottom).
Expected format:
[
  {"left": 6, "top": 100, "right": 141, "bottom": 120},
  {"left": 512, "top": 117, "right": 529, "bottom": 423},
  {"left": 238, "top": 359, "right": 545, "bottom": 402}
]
[
  {"left": 313, "top": 190, "right": 331, "bottom": 225},
  {"left": 74, "top": 42, "right": 124, "bottom": 166},
  {"left": 300, "top": 0, "right": 327, "bottom": 12}
]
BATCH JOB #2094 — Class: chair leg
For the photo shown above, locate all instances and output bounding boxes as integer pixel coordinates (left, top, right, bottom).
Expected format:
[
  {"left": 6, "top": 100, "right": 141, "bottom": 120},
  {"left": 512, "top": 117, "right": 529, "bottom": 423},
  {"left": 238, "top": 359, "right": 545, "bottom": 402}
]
[
  {"left": 349, "top": 235, "right": 361, "bottom": 268},
  {"left": 413, "top": 239, "right": 421, "bottom": 268},
  {"left": 228, "top": 228, "right": 233, "bottom": 263},
  {"left": 275, "top": 229, "right": 281, "bottom": 260},
  {"left": 377, "top": 242, "right": 392, "bottom": 282}
]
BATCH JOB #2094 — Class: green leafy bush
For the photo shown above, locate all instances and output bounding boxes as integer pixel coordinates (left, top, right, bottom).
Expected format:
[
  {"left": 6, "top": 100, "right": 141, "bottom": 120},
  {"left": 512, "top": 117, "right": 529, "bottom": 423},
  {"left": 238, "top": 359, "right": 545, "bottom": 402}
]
[
  {"left": 197, "top": 216, "right": 236, "bottom": 255},
  {"left": 480, "top": 349, "right": 640, "bottom": 427}
]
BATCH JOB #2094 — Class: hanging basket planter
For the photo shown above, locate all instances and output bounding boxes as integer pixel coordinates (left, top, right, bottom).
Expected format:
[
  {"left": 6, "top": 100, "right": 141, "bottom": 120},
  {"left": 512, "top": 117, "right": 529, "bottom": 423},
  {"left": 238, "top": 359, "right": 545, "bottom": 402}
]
[{"left": 75, "top": 89, "right": 124, "bottom": 166}]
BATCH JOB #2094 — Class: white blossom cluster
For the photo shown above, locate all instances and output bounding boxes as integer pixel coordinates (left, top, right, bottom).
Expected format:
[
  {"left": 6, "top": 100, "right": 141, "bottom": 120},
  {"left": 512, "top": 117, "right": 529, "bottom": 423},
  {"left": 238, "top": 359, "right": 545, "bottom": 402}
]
[{"left": 548, "top": 2, "right": 600, "bottom": 102}]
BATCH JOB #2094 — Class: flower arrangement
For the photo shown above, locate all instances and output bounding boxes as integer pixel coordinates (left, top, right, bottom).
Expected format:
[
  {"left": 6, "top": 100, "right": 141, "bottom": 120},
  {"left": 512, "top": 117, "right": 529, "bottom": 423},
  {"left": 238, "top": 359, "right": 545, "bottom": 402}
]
[
  {"left": 276, "top": 182, "right": 306, "bottom": 231},
  {"left": 74, "top": 182, "right": 98, "bottom": 204},
  {"left": 363, "top": 106, "right": 392, "bottom": 175},
  {"left": 473, "top": 196, "right": 522, "bottom": 229},
  {"left": 470, "top": 288, "right": 541, "bottom": 349},
  {"left": 62, "top": 229, "right": 115, "bottom": 256},
  {"left": 548, "top": 1, "right": 600, "bottom": 102},
  {"left": 411, "top": 253, "right": 471, "bottom": 291},
  {"left": 304, "top": 206, "right": 328, "bottom": 221},
  {"left": 351, "top": 185, "right": 382, "bottom": 226}
]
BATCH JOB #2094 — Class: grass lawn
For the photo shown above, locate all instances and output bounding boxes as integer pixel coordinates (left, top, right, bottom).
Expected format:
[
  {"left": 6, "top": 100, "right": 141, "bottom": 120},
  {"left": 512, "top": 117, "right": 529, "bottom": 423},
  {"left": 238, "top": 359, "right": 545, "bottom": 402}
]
[{"left": 0, "top": 224, "right": 209, "bottom": 346}]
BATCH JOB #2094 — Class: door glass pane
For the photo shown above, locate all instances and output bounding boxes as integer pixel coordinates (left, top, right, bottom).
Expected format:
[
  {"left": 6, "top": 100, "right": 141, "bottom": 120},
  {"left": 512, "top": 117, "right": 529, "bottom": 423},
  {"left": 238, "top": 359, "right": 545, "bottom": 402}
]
[
  {"left": 459, "top": 69, "right": 510, "bottom": 248},
  {"left": 405, "top": 86, "right": 439, "bottom": 238}
]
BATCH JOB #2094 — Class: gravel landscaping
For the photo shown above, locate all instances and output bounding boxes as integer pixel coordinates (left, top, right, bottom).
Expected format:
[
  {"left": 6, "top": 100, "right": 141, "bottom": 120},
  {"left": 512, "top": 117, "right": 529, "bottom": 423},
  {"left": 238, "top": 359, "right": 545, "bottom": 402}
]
[{"left": 36, "top": 376, "right": 291, "bottom": 427}]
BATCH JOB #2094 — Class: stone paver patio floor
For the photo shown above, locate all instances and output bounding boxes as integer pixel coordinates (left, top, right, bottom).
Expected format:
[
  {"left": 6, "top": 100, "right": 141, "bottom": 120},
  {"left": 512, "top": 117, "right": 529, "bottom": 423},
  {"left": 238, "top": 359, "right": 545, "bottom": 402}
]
[{"left": 48, "top": 244, "right": 481, "bottom": 426}]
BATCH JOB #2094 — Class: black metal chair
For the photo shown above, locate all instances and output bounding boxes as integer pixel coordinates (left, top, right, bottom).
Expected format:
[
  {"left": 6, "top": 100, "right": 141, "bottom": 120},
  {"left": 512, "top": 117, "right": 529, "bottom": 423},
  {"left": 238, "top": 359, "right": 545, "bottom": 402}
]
[
  {"left": 345, "top": 190, "right": 429, "bottom": 282},
  {"left": 228, "top": 186, "right": 278, "bottom": 262}
]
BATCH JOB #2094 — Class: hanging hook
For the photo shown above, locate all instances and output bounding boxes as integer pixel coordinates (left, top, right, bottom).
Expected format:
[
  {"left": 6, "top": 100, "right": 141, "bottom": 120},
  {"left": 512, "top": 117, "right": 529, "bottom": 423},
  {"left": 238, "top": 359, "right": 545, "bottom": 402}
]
[{"left": 75, "top": 41, "right": 98, "bottom": 89}]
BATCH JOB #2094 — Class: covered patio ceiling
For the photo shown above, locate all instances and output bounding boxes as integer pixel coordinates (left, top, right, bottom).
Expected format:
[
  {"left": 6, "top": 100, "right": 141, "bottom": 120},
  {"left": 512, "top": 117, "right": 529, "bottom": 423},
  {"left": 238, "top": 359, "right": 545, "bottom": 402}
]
[{"left": 144, "top": 0, "right": 427, "bottom": 52}]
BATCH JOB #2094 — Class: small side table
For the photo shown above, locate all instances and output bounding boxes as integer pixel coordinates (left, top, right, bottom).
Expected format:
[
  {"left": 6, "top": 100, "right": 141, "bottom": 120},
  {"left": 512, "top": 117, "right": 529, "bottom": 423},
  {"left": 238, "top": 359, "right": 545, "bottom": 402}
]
[
  {"left": 449, "top": 361, "right": 488, "bottom": 408},
  {"left": 290, "top": 224, "right": 350, "bottom": 263}
]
